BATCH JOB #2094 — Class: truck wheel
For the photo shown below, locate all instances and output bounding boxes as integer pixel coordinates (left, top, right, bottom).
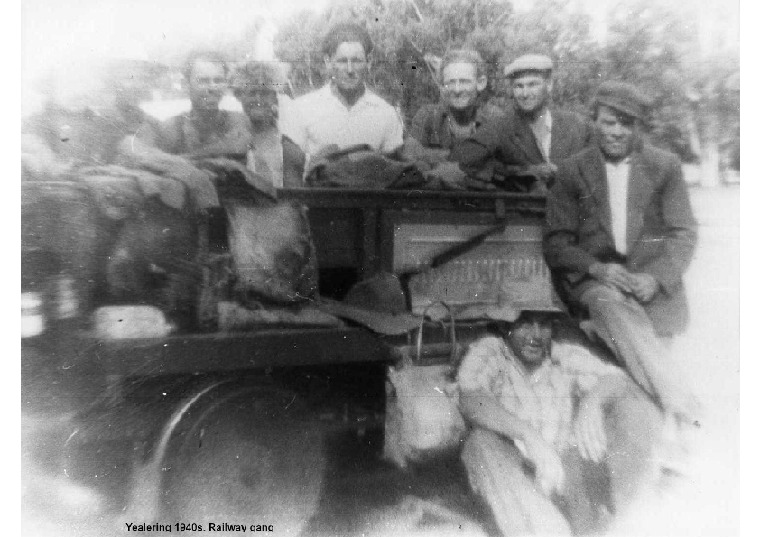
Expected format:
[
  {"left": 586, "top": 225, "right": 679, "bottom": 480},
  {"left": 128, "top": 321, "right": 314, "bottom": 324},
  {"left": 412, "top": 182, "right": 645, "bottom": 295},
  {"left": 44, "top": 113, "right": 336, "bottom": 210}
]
[{"left": 161, "top": 384, "right": 327, "bottom": 536}]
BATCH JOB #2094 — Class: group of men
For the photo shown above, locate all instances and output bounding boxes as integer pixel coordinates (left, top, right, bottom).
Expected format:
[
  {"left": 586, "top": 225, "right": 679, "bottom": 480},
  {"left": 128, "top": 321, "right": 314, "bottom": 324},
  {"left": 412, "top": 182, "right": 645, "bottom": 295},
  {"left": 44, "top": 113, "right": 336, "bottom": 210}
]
[
  {"left": 22, "top": 19, "right": 699, "bottom": 537},
  {"left": 281, "top": 22, "right": 698, "bottom": 537}
]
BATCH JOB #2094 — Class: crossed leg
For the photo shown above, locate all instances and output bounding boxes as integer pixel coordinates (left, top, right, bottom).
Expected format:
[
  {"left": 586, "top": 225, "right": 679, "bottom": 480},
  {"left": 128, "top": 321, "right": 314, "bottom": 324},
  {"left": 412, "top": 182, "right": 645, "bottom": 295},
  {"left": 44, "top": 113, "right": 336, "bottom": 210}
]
[{"left": 579, "top": 283, "right": 695, "bottom": 419}]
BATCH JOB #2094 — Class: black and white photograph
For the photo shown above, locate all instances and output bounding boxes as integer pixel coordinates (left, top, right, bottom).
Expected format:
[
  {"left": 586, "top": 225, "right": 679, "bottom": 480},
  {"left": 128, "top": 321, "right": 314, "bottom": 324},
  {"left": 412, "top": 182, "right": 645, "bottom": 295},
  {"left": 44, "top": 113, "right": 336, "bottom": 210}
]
[{"left": 19, "top": 0, "right": 741, "bottom": 535}]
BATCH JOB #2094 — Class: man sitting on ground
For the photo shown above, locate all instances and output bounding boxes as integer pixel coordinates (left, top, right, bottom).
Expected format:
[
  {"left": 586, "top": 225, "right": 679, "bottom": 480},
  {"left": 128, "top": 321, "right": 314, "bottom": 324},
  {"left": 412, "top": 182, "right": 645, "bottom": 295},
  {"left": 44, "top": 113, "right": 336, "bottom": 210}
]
[{"left": 459, "top": 304, "right": 664, "bottom": 536}]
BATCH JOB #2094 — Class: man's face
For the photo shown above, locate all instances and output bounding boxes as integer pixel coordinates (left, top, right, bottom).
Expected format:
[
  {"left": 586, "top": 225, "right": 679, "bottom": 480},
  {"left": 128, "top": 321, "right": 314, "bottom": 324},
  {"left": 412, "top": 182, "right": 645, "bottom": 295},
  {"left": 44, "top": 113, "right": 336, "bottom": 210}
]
[
  {"left": 595, "top": 105, "right": 637, "bottom": 161},
  {"left": 507, "top": 312, "right": 553, "bottom": 368},
  {"left": 511, "top": 72, "right": 552, "bottom": 115},
  {"left": 188, "top": 59, "right": 226, "bottom": 112},
  {"left": 326, "top": 42, "right": 369, "bottom": 94},
  {"left": 235, "top": 86, "right": 278, "bottom": 125},
  {"left": 442, "top": 62, "right": 484, "bottom": 112}
]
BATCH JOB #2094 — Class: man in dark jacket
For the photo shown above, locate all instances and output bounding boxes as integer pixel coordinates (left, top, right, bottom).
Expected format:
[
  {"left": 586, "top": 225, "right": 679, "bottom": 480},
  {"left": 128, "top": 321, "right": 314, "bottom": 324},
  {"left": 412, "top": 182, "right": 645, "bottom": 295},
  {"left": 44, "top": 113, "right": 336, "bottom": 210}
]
[
  {"left": 543, "top": 81, "right": 698, "bottom": 424},
  {"left": 452, "top": 54, "right": 593, "bottom": 191}
]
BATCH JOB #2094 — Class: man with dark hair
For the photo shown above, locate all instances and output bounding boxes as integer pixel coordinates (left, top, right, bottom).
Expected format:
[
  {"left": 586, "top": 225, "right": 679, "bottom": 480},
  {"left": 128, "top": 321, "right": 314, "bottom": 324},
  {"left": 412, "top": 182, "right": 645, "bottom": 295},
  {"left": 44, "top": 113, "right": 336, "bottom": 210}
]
[
  {"left": 452, "top": 54, "right": 593, "bottom": 191},
  {"left": 458, "top": 305, "right": 664, "bottom": 536},
  {"left": 231, "top": 60, "right": 302, "bottom": 187},
  {"left": 149, "top": 50, "right": 253, "bottom": 158},
  {"left": 282, "top": 22, "right": 404, "bottom": 165},
  {"left": 543, "top": 81, "right": 698, "bottom": 427}
]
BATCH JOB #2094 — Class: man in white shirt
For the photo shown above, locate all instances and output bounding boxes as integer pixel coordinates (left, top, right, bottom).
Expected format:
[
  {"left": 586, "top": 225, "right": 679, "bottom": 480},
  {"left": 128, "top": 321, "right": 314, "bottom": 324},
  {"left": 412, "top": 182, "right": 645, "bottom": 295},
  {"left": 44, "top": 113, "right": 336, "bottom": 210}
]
[
  {"left": 543, "top": 81, "right": 699, "bottom": 428},
  {"left": 282, "top": 22, "right": 404, "bottom": 164}
]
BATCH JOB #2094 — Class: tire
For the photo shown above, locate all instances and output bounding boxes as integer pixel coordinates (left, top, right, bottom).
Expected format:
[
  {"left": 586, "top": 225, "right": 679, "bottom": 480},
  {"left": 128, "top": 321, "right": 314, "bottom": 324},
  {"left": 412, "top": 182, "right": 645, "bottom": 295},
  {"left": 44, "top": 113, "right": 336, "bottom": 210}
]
[{"left": 161, "top": 383, "right": 327, "bottom": 536}]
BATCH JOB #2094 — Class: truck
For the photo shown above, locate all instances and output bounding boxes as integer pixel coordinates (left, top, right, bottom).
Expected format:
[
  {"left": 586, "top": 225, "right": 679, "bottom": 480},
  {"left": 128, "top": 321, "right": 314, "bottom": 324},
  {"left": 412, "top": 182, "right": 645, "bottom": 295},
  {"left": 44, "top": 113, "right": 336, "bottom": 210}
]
[{"left": 21, "top": 177, "right": 549, "bottom": 536}]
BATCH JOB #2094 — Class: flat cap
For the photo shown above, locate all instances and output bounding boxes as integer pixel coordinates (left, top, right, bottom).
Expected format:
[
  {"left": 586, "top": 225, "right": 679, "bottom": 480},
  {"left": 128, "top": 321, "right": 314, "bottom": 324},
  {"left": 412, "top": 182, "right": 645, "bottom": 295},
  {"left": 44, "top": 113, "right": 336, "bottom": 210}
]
[
  {"left": 592, "top": 81, "right": 650, "bottom": 120},
  {"left": 504, "top": 54, "right": 553, "bottom": 78}
]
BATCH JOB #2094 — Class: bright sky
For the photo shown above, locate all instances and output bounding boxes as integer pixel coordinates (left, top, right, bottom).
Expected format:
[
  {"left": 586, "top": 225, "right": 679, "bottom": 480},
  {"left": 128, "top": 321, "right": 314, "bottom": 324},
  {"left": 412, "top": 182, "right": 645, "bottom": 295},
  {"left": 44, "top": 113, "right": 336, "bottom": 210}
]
[
  {"left": 21, "top": 0, "right": 329, "bottom": 81},
  {"left": 21, "top": 0, "right": 330, "bottom": 114},
  {"left": 21, "top": 0, "right": 737, "bottom": 114}
]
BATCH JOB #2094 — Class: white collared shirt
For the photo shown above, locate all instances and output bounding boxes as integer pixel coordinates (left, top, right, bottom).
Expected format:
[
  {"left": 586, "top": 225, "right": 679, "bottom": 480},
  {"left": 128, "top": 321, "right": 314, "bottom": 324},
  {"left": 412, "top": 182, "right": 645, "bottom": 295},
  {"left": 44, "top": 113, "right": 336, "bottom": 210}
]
[
  {"left": 282, "top": 84, "right": 404, "bottom": 159},
  {"left": 529, "top": 109, "right": 553, "bottom": 161},
  {"left": 605, "top": 158, "right": 631, "bottom": 255}
]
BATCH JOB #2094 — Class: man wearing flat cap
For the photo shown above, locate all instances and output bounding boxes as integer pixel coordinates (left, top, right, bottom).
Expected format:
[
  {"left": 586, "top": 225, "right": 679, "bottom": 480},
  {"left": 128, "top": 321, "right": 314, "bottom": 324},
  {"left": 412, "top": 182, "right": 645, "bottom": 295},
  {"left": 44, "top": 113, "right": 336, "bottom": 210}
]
[
  {"left": 452, "top": 53, "right": 593, "bottom": 191},
  {"left": 543, "top": 81, "right": 698, "bottom": 428}
]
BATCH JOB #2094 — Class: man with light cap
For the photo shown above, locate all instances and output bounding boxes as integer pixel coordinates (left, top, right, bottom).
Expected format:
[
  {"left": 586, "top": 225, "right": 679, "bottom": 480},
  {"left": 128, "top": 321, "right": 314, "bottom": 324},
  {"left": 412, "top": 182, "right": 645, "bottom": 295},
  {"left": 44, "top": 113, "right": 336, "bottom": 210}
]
[
  {"left": 458, "top": 298, "right": 664, "bottom": 536},
  {"left": 543, "top": 81, "right": 698, "bottom": 429},
  {"left": 452, "top": 54, "right": 592, "bottom": 191}
]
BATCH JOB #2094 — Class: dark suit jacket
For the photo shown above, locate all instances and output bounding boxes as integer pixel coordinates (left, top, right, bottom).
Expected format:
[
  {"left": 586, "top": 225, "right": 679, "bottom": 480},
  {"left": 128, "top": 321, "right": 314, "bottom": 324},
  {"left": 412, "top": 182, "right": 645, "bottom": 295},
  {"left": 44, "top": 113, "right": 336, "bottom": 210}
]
[
  {"left": 543, "top": 143, "right": 697, "bottom": 335},
  {"left": 452, "top": 106, "right": 594, "bottom": 179}
]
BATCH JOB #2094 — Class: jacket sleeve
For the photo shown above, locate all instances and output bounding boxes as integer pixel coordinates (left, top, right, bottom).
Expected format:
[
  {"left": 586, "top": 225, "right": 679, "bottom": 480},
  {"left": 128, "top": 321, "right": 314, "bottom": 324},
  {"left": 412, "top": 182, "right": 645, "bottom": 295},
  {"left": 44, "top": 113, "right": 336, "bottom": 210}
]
[
  {"left": 637, "top": 156, "right": 697, "bottom": 294},
  {"left": 543, "top": 159, "right": 599, "bottom": 276}
]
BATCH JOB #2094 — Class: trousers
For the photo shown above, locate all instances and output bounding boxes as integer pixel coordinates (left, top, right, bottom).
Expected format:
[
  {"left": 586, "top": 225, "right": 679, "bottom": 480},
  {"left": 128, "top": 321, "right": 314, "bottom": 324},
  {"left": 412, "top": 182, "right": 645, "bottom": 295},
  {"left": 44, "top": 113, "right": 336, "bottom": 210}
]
[
  {"left": 461, "top": 385, "right": 662, "bottom": 536},
  {"left": 578, "top": 283, "right": 691, "bottom": 416}
]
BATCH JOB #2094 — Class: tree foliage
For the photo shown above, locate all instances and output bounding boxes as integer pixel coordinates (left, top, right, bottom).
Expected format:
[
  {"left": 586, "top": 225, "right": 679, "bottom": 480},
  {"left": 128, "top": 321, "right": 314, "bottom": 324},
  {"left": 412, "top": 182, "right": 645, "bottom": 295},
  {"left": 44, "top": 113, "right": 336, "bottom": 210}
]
[{"left": 271, "top": 0, "right": 738, "bottom": 165}]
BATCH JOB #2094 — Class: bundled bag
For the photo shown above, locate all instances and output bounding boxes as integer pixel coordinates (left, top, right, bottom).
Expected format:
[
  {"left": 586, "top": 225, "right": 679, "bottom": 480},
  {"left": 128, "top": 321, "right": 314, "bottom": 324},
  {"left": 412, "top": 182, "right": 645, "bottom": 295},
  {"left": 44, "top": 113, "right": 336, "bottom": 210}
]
[
  {"left": 306, "top": 145, "right": 426, "bottom": 190},
  {"left": 226, "top": 201, "right": 319, "bottom": 304},
  {"left": 383, "top": 305, "right": 466, "bottom": 469}
]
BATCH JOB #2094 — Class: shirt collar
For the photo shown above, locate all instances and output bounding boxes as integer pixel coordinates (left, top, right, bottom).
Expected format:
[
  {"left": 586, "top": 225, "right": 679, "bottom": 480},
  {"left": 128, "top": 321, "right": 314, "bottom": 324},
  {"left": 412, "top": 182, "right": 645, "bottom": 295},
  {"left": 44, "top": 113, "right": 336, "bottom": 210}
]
[
  {"left": 529, "top": 108, "right": 552, "bottom": 131},
  {"left": 328, "top": 82, "right": 376, "bottom": 109},
  {"left": 438, "top": 101, "right": 493, "bottom": 127},
  {"left": 605, "top": 155, "right": 632, "bottom": 167}
]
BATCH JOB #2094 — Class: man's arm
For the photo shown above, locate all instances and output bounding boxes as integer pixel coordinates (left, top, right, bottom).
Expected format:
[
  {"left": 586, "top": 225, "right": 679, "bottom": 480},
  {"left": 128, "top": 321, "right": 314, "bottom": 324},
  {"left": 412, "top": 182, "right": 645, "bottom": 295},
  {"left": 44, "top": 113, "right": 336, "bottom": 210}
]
[
  {"left": 457, "top": 337, "right": 565, "bottom": 494},
  {"left": 635, "top": 156, "right": 698, "bottom": 295},
  {"left": 380, "top": 106, "right": 406, "bottom": 158},
  {"left": 279, "top": 98, "right": 309, "bottom": 156},
  {"left": 543, "top": 161, "right": 600, "bottom": 277},
  {"left": 574, "top": 373, "right": 632, "bottom": 462},
  {"left": 459, "top": 390, "right": 565, "bottom": 495}
]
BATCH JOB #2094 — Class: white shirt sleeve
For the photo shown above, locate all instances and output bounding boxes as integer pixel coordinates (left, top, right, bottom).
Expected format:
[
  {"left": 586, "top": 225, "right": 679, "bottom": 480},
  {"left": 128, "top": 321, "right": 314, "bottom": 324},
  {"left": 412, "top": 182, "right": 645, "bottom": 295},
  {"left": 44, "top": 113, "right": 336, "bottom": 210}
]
[
  {"left": 381, "top": 106, "right": 405, "bottom": 154},
  {"left": 279, "top": 95, "right": 308, "bottom": 154}
]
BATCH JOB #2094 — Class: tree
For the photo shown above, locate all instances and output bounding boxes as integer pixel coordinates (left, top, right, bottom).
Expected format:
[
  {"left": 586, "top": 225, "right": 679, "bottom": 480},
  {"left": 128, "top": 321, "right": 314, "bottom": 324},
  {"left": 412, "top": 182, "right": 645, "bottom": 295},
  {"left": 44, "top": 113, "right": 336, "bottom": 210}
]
[{"left": 270, "top": 0, "right": 738, "bottom": 173}]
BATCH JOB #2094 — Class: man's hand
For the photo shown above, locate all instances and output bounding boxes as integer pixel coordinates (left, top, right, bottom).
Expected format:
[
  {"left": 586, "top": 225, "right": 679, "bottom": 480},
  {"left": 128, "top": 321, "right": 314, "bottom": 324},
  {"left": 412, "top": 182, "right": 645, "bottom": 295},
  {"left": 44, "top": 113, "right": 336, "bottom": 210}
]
[
  {"left": 422, "top": 162, "right": 468, "bottom": 189},
  {"left": 575, "top": 394, "right": 608, "bottom": 463},
  {"left": 628, "top": 273, "right": 660, "bottom": 303},
  {"left": 523, "top": 432, "right": 565, "bottom": 495},
  {"left": 589, "top": 262, "right": 633, "bottom": 293},
  {"left": 518, "top": 163, "right": 558, "bottom": 180}
]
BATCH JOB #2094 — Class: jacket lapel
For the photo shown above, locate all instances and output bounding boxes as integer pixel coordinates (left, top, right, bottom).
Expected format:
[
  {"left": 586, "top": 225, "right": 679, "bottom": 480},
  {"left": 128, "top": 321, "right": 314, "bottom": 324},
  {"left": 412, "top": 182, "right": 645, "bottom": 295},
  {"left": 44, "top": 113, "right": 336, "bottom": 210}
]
[
  {"left": 584, "top": 147, "right": 614, "bottom": 239},
  {"left": 626, "top": 150, "right": 654, "bottom": 254},
  {"left": 549, "top": 111, "right": 567, "bottom": 162},
  {"left": 509, "top": 111, "right": 545, "bottom": 164}
]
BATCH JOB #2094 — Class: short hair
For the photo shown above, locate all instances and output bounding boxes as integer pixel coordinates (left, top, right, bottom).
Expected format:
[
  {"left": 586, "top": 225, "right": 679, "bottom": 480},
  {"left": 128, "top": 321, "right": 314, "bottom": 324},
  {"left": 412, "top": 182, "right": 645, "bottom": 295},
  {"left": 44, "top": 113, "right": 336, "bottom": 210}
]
[
  {"left": 440, "top": 49, "right": 487, "bottom": 80},
  {"left": 321, "top": 22, "right": 373, "bottom": 57},
  {"left": 182, "top": 50, "right": 229, "bottom": 82}
]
